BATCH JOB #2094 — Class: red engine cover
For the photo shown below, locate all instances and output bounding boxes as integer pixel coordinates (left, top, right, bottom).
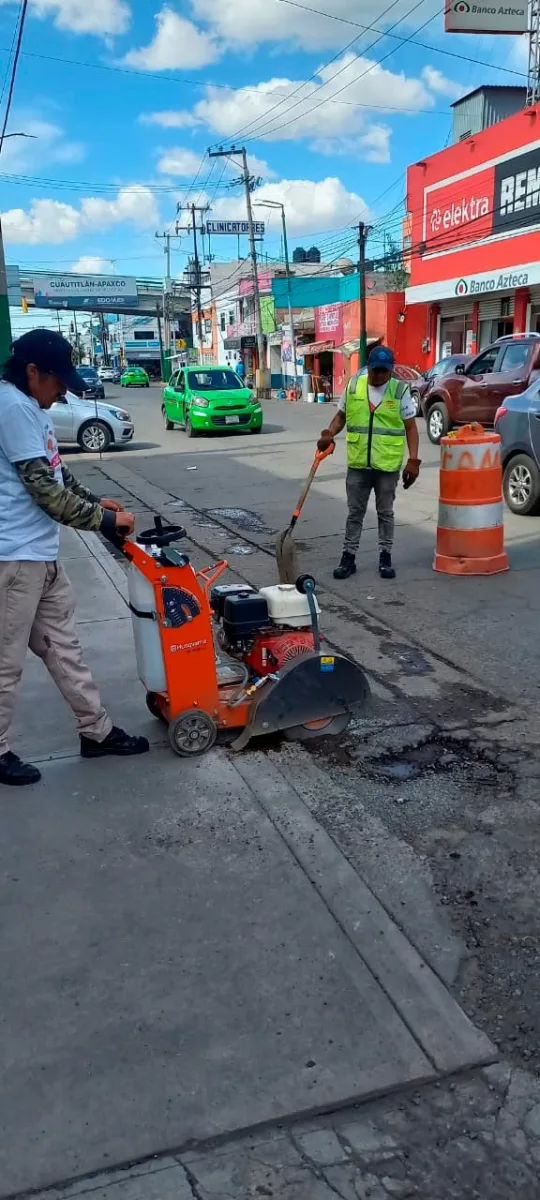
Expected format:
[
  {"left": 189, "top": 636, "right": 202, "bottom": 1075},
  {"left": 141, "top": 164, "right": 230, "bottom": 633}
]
[{"left": 245, "top": 629, "right": 315, "bottom": 676}]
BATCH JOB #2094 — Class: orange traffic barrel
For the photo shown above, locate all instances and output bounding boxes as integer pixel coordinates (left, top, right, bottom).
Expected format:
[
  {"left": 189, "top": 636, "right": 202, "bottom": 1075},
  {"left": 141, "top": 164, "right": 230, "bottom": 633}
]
[{"left": 434, "top": 423, "right": 509, "bottom": 576}]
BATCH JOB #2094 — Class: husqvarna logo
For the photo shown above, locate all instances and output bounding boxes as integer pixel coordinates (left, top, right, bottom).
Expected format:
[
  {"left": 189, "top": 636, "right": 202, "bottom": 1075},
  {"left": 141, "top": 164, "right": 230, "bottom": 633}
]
[{"left": 455, "top": 278, "right": 468, "bottom": 296}]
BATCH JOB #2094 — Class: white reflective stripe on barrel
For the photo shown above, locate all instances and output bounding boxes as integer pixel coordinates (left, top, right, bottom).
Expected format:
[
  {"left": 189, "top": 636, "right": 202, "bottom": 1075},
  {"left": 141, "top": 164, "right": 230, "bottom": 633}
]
[
  {"left": 438, "top": 501, "right": 504, "bottom": 530},
  {"left": 441, "top": 442, "right": 500, "bottom": 470}
]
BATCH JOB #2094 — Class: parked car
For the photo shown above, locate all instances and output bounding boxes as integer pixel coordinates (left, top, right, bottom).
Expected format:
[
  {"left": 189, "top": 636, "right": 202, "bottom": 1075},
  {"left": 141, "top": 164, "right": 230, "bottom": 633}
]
[
  {"left": 77, "top": 366, "right": 105, "bottom": 400},
  {"left": 99, "top": 365, "right": 121, "bottom": 383},
  {"left": 422, "top": 334, "right": 540, "bottom": 445},
  {"left": 51, "top": 391, "right": 134, "bottom": 453},
  {"left": 415, "top": 355, "right": 471, "bottom": 415},
  {"left": 495, "top": 381, "right": 540, "bottom": 515},
  {"left": 121, "top": 366, "right": 150, "bottom": 388},
  {"left": 162, "top": 365, "right": 263, "bottom": 437}
]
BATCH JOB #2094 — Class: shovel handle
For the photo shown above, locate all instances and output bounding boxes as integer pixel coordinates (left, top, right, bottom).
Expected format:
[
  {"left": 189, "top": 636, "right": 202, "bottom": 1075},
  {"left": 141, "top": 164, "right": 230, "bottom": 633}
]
[{"left": 290, "top": 442, "right": 335, "bottom": 526}]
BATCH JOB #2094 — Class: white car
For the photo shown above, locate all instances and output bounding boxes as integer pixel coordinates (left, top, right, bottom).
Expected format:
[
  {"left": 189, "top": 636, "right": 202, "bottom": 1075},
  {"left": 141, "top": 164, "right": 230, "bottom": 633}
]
[
  {"left": 51, "top": 390, "right": 134, "bottom": 453},
  {"left": 98, "top": 365, "right": 119, "bottom": 382}
]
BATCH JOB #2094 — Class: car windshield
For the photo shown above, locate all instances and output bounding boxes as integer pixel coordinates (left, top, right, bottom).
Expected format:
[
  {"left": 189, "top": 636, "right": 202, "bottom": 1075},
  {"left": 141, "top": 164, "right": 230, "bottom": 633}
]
[
  {"left": 80, "top": 368, "right": 98, "bottom": 379},
  {"left": 188, "top": 370, "right": 241, "bottom": 391}
]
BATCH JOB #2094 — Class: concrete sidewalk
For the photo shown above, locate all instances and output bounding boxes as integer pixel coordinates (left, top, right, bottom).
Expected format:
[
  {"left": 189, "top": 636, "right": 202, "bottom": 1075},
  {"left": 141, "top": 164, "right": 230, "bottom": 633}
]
[{"left": 0, "top": 530, "right": 494, "bottom": 1197}]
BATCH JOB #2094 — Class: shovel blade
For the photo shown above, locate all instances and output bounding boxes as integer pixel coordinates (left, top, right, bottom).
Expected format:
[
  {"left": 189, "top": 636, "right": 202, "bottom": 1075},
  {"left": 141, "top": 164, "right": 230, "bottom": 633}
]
[{"left": 275, "top": 527, "right": 298, "bottom": 584}]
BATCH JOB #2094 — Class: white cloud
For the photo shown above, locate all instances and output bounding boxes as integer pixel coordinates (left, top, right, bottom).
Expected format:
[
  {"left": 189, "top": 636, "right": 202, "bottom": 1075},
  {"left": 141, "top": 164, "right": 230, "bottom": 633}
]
[
  {"left": 2, "top": 185, "right": 159, "bottom": 245},
  {"left": 0, "top": 0, "right": 130, "bottom": 35},
  {"left": 186, "top": 54, "right": 432, "bottom": 157},
  {"left": 0, "top": 118, "right": 85, "bottom": 171},
  {"left": 157, "top": 146, "right": 205, "bottom": 176},
  {"left": 123, "top": 5, "right": 218, "bottom": 69},
  {"left": 71, "top": 255, "right": 115, "bottom": 273},
  {"left": 421, "top": 66, "right": 464, "bottom": 100},
  {"left": 140, "top": 110, "right": 200, "bottom": 129},
  {"left": 211, "top": 177, "right": 369, "bottom": 236},
  {"left": 192, "top": 0, "right": 435, "bottom": 51}
]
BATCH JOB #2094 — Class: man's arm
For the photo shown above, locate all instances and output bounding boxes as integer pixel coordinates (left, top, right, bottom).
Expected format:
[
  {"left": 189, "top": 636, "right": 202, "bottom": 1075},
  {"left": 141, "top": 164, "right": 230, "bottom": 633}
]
[
  {"left": 404, "top": 417, "right": 419, "bottom": 460},
  {"left": 317, "top": 388, "right": 347, "bottom": 449},
  {"left": 402, "top": 417, "right": 421, "bottom": 489},
  {"left": 16, "top": 457, "right": 117, "bottom": 534}
]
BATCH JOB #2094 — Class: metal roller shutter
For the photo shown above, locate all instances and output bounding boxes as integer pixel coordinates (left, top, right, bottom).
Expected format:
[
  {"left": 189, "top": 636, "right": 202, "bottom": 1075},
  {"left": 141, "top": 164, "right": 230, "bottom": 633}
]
[
  {"left": 439, "top": 299, "right": 472, "bottom": 318},
  {"left": 528, "top": 286, "right": 540, "bottom": 307},
  {"left": 478, "top": 295, "right": 515, "bottom": 320}
]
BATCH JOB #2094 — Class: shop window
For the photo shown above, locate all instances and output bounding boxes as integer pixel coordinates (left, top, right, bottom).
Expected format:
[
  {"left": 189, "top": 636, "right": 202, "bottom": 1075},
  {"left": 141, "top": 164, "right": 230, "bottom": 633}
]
[{"left": 220, "top": 313, "right": 226, "bottom": 332}]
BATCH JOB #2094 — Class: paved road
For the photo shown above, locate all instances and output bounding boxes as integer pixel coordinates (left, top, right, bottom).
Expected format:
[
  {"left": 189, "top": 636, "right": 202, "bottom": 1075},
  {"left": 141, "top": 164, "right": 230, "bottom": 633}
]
[{"left": 73, "top": 381, "right": 540, "bottom": 705}]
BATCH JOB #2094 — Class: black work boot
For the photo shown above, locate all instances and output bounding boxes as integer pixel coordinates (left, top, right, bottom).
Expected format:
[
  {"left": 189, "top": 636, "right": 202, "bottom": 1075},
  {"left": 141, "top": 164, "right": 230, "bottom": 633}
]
[
  {"left": 379, "top": 549, "right": 396, "bottom": 580},
  {"left": 80, "top": 726, "right": 150, "bottom": 759},
  {"left": 0, "top": 751, "right": 41, "bottom": 786},
  {"left": 333, "top": 551, "right": 357, "bottom": 580}
]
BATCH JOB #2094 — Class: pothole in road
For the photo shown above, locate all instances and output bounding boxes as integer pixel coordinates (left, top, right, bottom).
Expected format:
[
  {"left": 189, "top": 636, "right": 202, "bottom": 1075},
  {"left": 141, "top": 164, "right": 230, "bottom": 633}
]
[
  {"left": 209, "top": 507, "right": 269, "bottom": 533},
  {"left": 373, "top": 738, "right": 462, "bottom": 781}
]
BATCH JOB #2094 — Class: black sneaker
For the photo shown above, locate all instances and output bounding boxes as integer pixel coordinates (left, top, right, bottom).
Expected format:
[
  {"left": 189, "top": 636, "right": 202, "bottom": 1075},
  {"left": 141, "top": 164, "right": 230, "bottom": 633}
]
[
  {"left": 80, "top": 726, "right": 150, "bottom": 759},
  {"left": 333, "top": 551, "right": 357, "bottom": 580},
  {"left": 379, "top": 550, "right": 396, "bottom": 580},
  {"left": 0, "top": 751, "right": 41, "bottom": 786}
]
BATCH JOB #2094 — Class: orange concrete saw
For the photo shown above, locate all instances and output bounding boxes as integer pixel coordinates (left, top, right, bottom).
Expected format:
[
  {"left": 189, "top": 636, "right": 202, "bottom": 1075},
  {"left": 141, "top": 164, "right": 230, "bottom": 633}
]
[{"left": 118, "top": 515, "right": 369, "bottom": 756}]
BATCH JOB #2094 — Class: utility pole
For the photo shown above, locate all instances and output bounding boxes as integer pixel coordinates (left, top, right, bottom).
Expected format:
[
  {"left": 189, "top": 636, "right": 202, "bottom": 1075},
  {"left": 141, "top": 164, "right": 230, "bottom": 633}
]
[
  {"left": 209, "top": 145, "right": 266, "bottom": 391},
  {"left": 177, "top": 204, "right": 209, "bottom": 364},
  {"left": 358, "top": 222, "right": 371, "bottom": 370},
  {"left": 528, "top": 0, "right": 540, "bottom": 105},
  {"left": 155, "top": 228, "right": 181, "bottom": 365},
  {"left": 255, "top": 199, "right": 298, "bottom": 394}
]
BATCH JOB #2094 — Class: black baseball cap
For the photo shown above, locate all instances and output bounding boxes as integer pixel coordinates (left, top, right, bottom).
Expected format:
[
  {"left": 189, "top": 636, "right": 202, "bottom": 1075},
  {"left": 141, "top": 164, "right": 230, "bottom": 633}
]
[{"left": 12, "top": 328, "right": 87, "bottom": 393}]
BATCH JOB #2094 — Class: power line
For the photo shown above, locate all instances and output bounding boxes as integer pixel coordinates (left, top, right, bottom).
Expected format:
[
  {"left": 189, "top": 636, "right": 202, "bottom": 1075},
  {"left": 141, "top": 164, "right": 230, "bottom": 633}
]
[
  {"left": 272, "top": 0, "right": 528, "bottom": 81},
  {"left": 243, "top": 0, "right": 438, "bottom": 143},
  {"left": 215, "top": 0, "right": 407, "bottom": 145},
  {"left": 0, "top": 0, "right": 28, "bottom": 156}
]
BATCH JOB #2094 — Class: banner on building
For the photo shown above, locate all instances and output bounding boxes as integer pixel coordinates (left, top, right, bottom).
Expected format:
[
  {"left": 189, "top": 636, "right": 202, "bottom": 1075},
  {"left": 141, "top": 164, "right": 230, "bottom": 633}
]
[
  {"left": 34, "top": 274, "right": 139, "bottom": 310},
  {"left": 444, "top": 1, "right": 528, "bottom": 34}
]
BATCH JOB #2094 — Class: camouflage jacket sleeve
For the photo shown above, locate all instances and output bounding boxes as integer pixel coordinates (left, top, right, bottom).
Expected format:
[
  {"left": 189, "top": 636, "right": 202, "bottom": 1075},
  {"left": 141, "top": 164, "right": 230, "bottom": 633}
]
[
  {"left": 61, "top": 463, "right": 100, "bottom": 504},
  {"left": 15, "top": 457, "right": 116, "bottom": 535}
]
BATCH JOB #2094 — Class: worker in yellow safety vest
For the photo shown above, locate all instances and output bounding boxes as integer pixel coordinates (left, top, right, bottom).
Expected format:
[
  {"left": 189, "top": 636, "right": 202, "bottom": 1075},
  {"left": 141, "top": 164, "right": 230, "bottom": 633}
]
[{"left": 317, "top": 345, "right": 421, "bottom": 580}]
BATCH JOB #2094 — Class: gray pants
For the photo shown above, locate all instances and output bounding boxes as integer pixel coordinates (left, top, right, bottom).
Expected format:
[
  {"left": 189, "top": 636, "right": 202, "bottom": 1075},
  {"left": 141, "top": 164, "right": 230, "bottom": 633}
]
[
  {"left": 0, "top": 561, "right": 112, "bottom": 755},
  {"left": 343, "top": 468, "right": 400, "bottom": 555}
]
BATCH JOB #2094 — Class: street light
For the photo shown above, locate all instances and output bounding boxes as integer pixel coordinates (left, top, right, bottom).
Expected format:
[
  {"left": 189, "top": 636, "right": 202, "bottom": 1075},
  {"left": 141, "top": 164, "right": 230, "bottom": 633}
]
[{"left": 254, "top": 200, "right": 299, "bottom": 396}]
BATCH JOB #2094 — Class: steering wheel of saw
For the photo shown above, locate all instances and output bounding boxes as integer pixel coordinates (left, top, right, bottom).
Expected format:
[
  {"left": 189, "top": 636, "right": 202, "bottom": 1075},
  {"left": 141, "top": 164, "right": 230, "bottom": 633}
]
[{"left": 136, "top": 515, "right": 187, "bottom": 547}]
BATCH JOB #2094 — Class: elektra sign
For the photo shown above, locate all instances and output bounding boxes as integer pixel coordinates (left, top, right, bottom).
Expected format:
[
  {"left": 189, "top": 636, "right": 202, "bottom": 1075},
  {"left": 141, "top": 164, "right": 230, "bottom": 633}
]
[{"left": 424, "top": 146, "right": 540, "bottom": 255}]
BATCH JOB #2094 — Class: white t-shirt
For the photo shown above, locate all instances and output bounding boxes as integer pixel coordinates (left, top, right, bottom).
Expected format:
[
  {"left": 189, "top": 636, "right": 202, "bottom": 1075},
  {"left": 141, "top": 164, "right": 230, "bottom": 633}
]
[
  {"left": 337, "top": 379, "right": 416, "bottom": 418},
  {"left": 0, "top": 381, "right": 64, "bottom": 561}
]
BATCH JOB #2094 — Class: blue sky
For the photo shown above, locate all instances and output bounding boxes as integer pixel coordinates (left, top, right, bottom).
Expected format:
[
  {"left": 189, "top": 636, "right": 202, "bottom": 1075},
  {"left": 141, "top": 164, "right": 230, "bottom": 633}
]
[{"left": 0, "top": 0, "right": 530, "bottom": 282}]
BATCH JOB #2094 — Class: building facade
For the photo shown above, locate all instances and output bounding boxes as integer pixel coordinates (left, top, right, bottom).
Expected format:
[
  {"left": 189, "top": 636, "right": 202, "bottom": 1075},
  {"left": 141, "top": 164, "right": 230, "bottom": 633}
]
[{"left": 406, "top": 99, "right": 540, "bottom": 362}]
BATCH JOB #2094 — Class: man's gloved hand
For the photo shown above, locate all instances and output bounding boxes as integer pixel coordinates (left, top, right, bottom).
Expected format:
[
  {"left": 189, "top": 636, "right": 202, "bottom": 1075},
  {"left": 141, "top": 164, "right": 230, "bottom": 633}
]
[
  {"left": 402, "top": 458, "right": 421, "bottom": 489},
  {"left": 317, "top": 428, "right": 335, "bottom": 452}
]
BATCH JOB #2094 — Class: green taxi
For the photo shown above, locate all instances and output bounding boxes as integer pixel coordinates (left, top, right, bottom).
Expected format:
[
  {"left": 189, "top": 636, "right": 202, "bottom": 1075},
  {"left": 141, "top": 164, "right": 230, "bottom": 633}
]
[
  {"left": 121, "top": 365, "right": 150, "bottom": 387},
  {"left": 162, "top": 365, "right": 263, "bottom": 437}
]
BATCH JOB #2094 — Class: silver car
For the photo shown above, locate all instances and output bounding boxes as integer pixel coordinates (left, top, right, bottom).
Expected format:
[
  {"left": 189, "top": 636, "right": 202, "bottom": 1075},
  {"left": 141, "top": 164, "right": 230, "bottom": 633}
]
[{"left": 51, "top": 390, "right": 134, "bottom": 453}]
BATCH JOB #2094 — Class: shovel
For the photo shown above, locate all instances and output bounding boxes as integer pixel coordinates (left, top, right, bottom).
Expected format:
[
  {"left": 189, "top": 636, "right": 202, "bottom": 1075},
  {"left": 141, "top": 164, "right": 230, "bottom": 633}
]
[{"left": 275, "top": 443, "right": 335, "bottom": 584}]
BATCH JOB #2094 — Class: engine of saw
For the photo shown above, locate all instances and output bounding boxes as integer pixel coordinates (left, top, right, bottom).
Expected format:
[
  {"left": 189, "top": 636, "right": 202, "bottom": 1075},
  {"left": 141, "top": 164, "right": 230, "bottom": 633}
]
[{"left": 210, "top": 582, "right": 321, "bottom": 676}]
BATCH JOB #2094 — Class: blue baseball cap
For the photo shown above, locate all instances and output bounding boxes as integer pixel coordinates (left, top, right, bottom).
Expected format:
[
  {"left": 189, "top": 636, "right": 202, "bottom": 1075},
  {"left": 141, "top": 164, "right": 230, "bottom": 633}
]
[{"left": 368, "top": 344, "right": 395, "bottom": 369}]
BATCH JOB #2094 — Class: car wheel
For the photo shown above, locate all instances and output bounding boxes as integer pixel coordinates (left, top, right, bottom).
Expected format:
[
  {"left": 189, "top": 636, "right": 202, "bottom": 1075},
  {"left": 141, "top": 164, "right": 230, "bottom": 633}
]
[
  {"left": 426, "top": 401, "right": 449, "bottom": 445},
  {"left": 78, "top": 420, "right": 112, "bottom": 453},
  {"left": 252, "top": 425, "right": 263, "bottom": 434},
  {"left": 185, "top": 415, "right": 199, "bottom": 438},
  {"left": 503, "top": 454, "right": 540, "bottom": 515},
  {"left": 410, "top": 389, "right": 421, "bottom": 416},
  {"left": 162, "top": 406, "right": 174, "bottom": 431}
]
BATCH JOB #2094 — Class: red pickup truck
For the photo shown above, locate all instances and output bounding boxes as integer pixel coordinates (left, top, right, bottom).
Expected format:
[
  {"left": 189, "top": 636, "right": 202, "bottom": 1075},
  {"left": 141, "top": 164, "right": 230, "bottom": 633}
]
[{"left": 422, "top": 334, "right": 540, "bottom": 444}]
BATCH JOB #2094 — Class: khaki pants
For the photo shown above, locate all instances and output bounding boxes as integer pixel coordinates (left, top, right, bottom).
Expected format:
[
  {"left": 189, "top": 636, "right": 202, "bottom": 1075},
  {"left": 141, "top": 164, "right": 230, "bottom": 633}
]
[{"left": 0, "top": 561, "right": 112, "bottom": 756}]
